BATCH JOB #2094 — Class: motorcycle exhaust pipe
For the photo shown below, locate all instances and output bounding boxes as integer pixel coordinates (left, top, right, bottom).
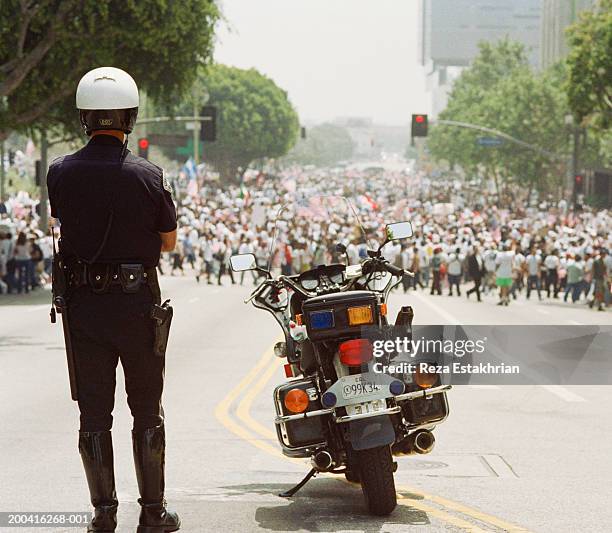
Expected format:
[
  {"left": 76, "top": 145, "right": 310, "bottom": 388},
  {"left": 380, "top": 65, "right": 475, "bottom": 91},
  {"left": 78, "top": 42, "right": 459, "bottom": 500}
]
[
  {"left": 311, "top": 450, "right": 334, "bottom": 471},
  {"left": 413, "top": 430, "right": 435, "bottom": 454},
  {"left": 392, "top": 429, "right": 436, "bottom": 456}
]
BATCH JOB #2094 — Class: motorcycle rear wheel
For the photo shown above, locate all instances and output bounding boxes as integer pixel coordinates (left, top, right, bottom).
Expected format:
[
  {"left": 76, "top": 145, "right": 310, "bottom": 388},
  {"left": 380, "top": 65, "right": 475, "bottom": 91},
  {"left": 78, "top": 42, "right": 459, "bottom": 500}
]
[{"left": 355, "top": 445, "right": 397, "bottom": 516}]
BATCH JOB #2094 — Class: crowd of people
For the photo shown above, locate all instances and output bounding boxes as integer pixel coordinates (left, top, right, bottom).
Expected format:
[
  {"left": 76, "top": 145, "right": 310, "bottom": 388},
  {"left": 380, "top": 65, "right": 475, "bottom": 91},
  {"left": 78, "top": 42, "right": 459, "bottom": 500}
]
[
  {"left": 1, "top": 166, "right": 611, "bottom": 311},
  {"left": 158, "top": 166, "right": 611, "bottom": 311},
  {"left": 0, "top": 192, "right": 52, "bottom": 294}
]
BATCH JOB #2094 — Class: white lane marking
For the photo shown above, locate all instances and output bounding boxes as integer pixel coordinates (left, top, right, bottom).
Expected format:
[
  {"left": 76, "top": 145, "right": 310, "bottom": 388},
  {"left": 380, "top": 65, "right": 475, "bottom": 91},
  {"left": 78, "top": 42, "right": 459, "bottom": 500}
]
[
  {"left": 467, "top": 385, "right": 501, "bottom": 389},
  {"left": 188, "top": 297, "right": 200, "bottom": 303},
  {"left": 408, "top": 292, "right": 460, "bottom": 325},
  {"left": 541, "top": 385, "right": 586, "bottom": 402},
  {"left": 536, "top": 308, "right": 550, "bottom": 315},
  {"left": 566, "top": 319, "right": 583, "bottom": 325}
]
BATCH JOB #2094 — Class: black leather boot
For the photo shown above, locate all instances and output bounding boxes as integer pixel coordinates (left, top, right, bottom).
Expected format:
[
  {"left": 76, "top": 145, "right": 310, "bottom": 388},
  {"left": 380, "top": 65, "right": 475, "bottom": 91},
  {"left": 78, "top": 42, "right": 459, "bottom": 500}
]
[
  {"left": 78, "top": 431, "right": 118, "bottom": 532},
  {"left": 132, "top": 425, "right": 180, "bottom": 533}
]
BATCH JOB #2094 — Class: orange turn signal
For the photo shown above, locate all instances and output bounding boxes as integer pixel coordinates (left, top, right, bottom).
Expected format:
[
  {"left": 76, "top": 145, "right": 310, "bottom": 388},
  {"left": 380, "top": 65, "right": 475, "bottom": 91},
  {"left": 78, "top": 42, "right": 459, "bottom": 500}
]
[
  {"left": 347, "top": 305, "right": 373, "bottom": 326},
  {"left": 295, "top": 314, "right": 303, "bottom": 326},
  {"left": 379, "top": 303, "right": 387, "bottom": 316},
  {"left": 284, "top": 388, "right": 309, "bottom": 413},
  {"left": 414, "top": 365, "right": 439, "bottom": 389}
]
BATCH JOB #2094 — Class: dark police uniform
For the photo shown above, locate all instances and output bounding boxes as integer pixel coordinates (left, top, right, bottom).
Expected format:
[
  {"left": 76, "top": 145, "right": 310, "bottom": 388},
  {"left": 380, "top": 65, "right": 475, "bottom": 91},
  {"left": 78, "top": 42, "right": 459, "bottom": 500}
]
[{"left": 47, "top": 134, "right": 180, "bottom": 533}]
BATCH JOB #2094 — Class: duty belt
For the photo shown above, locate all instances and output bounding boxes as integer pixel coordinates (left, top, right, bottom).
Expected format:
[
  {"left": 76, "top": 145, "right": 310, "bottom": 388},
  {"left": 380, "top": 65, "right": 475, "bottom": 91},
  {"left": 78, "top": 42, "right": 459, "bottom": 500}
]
[{"left": 67, "top": 262, "right": 158, "bottom": 296}]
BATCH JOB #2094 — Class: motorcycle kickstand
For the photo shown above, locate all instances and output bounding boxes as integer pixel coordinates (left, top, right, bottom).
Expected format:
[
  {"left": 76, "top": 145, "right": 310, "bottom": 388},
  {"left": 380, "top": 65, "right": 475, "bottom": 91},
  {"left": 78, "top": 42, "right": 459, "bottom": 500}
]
[{"left": 278, "top": 468, "right": 317, "bottom": 498}]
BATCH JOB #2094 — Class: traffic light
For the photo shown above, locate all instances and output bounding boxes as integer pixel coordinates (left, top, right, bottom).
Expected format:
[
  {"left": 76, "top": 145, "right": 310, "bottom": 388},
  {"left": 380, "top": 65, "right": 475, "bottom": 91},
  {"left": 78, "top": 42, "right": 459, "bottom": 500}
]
[
  {"left": 575, "top": 174, "right": 583, "bottom": 193},
  {"left": 138, "top": 138, "right": 149, "bottom": 159},
  {"left": 411, "top": 114, "right": 428, "bottom": 138},
  {"left": 200, "top": 105, "right": 217, "bottom": 142}
]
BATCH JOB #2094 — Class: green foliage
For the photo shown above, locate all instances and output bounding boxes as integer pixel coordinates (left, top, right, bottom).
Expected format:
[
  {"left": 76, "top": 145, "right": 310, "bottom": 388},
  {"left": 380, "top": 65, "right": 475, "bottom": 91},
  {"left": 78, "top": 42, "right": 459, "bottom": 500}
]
[
  {"left": 283, "top": 123, "right": 354, "bottom": 167},
  {"left": 565, "top": 0, "right": 612, "bottom": 168},
  {"left": 0, "top": 0, "right": 219, "bottom": 138},
  {"left": 428, "top": 39, "right": 570, "bottom": 197},
  {"left": 565, "top": 0, "right": 612, "bottom": 129},
  {"left": 155, "top": 65, "right": 299, "bottom": 182}
]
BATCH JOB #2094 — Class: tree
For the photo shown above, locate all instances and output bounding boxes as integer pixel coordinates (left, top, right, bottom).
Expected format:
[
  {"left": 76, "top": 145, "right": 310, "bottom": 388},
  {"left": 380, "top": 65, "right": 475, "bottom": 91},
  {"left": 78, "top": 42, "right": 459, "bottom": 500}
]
[
  {"left": 283, "top": 123, "right": 354, "bottom": 166},
  {"left": 427, "top": 39, "right": 570, "bottom": 200},
  {"left": 565, "top": 0, "right": 612, "bottom": 129},
  {"left": 157, "top": 65, "right": 299, "bottom": 183},
  {"left": 565, "top": 0, "right": 612, "bottom": 168},
  {"left": 0, "top": 0, "right": 220, "bottom": 140}
]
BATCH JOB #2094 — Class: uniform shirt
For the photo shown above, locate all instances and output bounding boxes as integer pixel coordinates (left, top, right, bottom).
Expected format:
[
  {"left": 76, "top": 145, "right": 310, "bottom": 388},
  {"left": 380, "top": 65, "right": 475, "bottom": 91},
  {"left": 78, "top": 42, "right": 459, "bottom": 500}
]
[{"left": 47, "top": 135, "right": 176, "bottom": 268}]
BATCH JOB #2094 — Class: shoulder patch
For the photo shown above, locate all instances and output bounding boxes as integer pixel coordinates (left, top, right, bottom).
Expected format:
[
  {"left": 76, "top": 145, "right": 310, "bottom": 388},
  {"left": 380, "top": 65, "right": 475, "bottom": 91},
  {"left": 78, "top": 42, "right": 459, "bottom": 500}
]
[
  {"left": 49, "top": 155, "right": 66, "bottom": 167},
  {"left": 162, "top": 171, "right": 173, "bottom": 194}
]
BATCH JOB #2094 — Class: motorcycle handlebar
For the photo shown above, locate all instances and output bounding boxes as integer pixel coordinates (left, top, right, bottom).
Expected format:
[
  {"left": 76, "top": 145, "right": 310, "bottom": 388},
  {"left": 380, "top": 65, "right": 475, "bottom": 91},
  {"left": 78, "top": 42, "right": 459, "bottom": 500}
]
[{"left": 384, "top": 262, "right": 405, "bottom": 277}]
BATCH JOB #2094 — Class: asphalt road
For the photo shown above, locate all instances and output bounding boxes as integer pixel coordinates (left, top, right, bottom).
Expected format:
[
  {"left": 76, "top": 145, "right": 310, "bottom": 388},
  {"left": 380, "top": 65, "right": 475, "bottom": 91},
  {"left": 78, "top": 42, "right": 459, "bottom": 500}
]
[{"left": 0, "top": 274, "right": 610, "bottom": 533}]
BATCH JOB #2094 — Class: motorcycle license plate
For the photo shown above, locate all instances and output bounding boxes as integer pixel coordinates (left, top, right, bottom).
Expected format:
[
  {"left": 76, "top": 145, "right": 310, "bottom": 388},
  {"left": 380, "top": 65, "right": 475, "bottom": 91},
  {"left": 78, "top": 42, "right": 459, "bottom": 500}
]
[
  {"left": 341, "top": 374, "right": 383, "bottom": 400},
  {"left": 345, "top": 399, "right": 386, "bottom": 416}
]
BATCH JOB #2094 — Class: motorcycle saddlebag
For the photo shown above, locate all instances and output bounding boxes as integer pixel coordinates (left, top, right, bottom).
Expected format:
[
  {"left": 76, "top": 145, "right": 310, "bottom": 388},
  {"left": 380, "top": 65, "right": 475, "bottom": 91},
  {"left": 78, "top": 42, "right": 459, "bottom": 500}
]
[{"left": 274, "top": 377, "right": 327, "bottom": 450}]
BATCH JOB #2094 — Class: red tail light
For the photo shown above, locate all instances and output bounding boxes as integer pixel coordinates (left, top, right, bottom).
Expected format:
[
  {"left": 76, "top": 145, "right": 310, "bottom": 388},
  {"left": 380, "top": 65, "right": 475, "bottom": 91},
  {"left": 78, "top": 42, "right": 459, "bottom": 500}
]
[{"left": 339, "top": 339, "right": 373, "bottom": 366}]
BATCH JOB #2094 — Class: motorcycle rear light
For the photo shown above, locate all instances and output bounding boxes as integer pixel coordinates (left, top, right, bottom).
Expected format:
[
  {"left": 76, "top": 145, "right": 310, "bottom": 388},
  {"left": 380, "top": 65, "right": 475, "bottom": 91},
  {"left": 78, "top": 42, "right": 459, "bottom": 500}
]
[
  {"left": 347, "top": 305, "right": 373, "bottom": 326},
  {"left": 339, "top": 338, "right": 373, "bottom": 366},
  {"left": 310, "top": 310, "right": 334, "bottom": 330},
  {"left": 322, "top": 391, "right": 337, "bottom": 407},
  {"left": 284, "top": 388, "right": 310, "bottom": 413},
  {"left": 284, "top": 363, "right": 294, "bottom": 378}
]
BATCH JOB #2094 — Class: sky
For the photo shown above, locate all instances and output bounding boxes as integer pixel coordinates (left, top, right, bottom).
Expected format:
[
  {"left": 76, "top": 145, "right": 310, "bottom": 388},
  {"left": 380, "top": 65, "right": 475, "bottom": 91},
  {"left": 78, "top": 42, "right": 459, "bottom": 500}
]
[{"left": 213, "top": 0, "right": 430, "bottom": 127}]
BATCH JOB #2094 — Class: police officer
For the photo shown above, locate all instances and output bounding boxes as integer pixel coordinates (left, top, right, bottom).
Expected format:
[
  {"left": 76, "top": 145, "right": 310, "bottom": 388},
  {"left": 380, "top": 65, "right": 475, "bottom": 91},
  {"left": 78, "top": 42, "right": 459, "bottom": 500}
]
[{"left": 47, "top": 67, "right": 180, "bottom": 533}]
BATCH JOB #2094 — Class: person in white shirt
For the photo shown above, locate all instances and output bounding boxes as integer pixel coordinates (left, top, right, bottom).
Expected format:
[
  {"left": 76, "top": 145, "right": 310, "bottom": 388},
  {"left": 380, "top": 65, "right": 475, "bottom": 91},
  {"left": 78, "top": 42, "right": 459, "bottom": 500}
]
[
  {"left": 543, "top": 250, "right": 560, "bottom": 298},
  {"left": 446, "top": 247, "right": 464, "bottom": 296},
  {"left": 495, "top": 245, "right": 515, "bottom": 305},
  {"left": 196, "top": 233, "right": 215, "bottom": 284},
  {"left": 483, "top": 245, "right": 497, "bottom": 294},
  {"left": 525, "top": 248, "right": 542, "bottom": 300}
]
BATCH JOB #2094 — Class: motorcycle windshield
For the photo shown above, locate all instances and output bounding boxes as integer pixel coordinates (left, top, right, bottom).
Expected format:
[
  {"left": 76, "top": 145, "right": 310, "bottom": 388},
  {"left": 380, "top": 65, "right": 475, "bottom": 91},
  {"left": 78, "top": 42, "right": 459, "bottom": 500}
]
[{"left": 265, "top": 194, "right": 373, "bottom": 274}]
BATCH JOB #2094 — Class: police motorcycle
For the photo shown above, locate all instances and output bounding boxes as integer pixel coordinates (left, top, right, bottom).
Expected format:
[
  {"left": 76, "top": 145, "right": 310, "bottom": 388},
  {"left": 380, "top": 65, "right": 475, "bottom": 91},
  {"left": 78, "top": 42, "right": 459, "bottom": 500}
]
[{"left": 230, "top": 197, "right": 451, "bottom": 516}]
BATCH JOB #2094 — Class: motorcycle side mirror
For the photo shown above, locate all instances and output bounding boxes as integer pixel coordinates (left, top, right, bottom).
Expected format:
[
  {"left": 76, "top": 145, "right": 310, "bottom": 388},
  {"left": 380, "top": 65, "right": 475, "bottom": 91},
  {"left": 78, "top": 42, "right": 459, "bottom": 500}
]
[
  {"left": 230, "top": 253, "right": 258, "bottom": 272},
  {"left": 385, "top": 221, "right": 413, "bottom": 241}
]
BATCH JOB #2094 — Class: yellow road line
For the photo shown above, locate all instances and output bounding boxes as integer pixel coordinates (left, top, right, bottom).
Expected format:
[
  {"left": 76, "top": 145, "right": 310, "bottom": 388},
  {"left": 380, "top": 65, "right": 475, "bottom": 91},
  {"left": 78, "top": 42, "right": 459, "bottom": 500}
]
[
  {"left": 219, "top": 343, "right": 533, "bottom": 532},
  {"left": 397, "top": 494, "right": 490, "bottom": 533},
  {"left": 214, "top": 341, "right": 303, "bottom": 462},
  {"left": 235, "top": 353, "right": 280, "bottom": 440},
  {"left": 402, "top": 489, "right": 533, "bottom": 533},
  {"left": 213, "top": 343, "right": 275, "bottom": 449}
]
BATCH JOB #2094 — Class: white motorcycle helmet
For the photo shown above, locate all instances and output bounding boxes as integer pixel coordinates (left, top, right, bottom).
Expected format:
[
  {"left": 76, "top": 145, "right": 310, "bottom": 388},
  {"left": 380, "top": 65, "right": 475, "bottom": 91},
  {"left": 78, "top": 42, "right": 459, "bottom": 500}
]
[{"left": 76, "top": 67, "right": 139, "bottom": 135}]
